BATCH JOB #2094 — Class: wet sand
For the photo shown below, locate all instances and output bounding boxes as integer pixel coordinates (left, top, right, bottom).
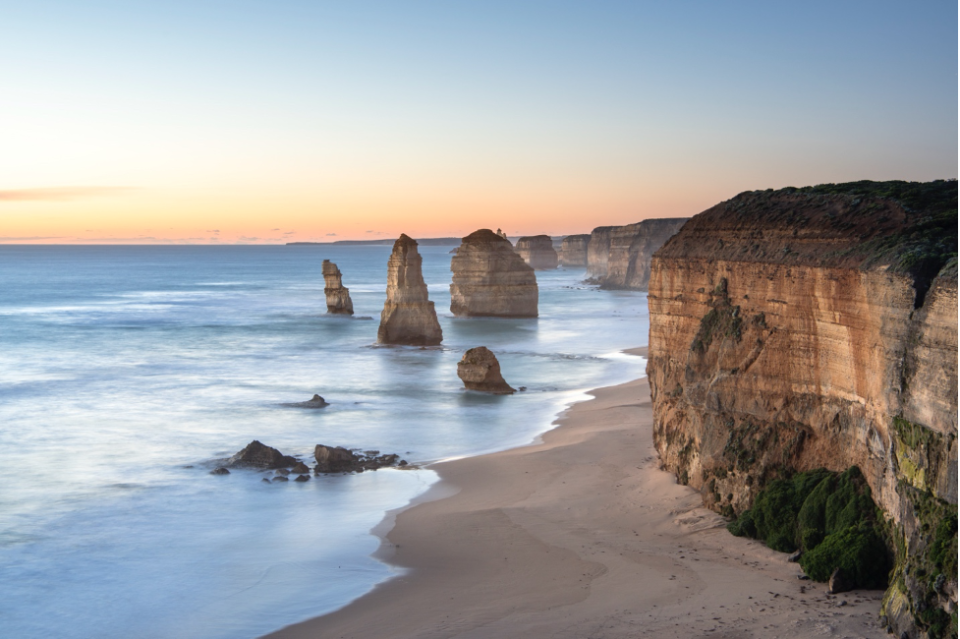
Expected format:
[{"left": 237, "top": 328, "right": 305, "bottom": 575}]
[{"left": 263, "top": 348, "right": 886, "bottom": 639}]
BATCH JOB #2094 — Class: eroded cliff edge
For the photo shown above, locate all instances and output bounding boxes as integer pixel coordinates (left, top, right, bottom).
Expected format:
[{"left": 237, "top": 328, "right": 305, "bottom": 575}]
[
  {"left": 646, "top": 181, "right": 958, "bottom": 638},
  {"left": 586, "top": 218, "right": 688, "bottom": 289}
]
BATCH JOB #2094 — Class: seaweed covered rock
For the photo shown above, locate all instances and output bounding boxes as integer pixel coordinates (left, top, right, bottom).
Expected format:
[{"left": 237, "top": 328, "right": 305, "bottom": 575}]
[
  {"left": 226, "top": 441, "right": 297, "bottom": 469},
  {"left": 457, "top": 346, "right": 515, "bottom": 394}
]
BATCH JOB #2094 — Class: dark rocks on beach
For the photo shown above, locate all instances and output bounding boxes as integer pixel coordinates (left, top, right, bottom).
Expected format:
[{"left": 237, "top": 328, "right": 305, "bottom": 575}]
[
  {"left": 227, "top": 440, "right": 297, "bottom": 469},
  {"left": 294, "top": 474, "right": 310, "bottom": 482},
  {"left": 272, "top": 476, "right": 289, "bottom": 482},
  {"left": 314, "top": 444, "right": 405, "bottom": 474},
  {"left": 291, "top": 461, "right": 310, "bottom": 474},
  {"left": 457, "top": 346, "right": 515, "bottom": 394},
  {"left": 828, "top": 567, "right": 853, "bottom": 594},
  {"left": 210, "top": 467, "right": 230, "bottom": 475}
]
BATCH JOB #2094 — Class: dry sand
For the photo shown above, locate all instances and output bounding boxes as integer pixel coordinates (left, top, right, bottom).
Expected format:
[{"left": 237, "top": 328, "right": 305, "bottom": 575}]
[{"left": 264, "top": 349, "right": 887, "bottom": 639}]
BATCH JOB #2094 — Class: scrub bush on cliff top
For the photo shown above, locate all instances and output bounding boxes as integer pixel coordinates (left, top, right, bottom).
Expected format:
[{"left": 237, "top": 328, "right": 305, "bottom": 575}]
[{"left": 727, "top": 467, "right": 892, "bottom": 588}]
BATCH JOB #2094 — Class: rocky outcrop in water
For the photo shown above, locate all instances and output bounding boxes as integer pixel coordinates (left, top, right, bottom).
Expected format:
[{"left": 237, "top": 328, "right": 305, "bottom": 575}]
[
  {"left": 314, "top": 445, "right": 405, "bottom": 473},
  {"left": 645, "top": 181, "right": 958, "bottom": 638},
  {"left": 322, "top": 260, "right": 354, "bottom": 315},
  {"left": 515, "top": 235, "right": 558, "bottom": 270},
  {"left": 449, "top": 229, "right": 538, "bottom": 317},
  {"left": 226, "top": 440, "right": 298, "bottom": 469},
  {"left": 457, "top": 346, "right": 515, "bottom": 394},
  {"left": 377, "top": 234, "right": 443, "bottom": 345},
  {"left": 585, "top": 219, "right": 688, "bottom": 289},
  {"left": 282, "top": 394, "right": 329, "bottom": 408},
  {"left": 559, "top": 234, "right": 590, "bottom": 267}
]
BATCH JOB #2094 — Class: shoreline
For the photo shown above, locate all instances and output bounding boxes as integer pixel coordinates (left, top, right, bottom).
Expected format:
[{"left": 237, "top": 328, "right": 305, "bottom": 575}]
[{"left": 263, "top": 348, "right": 887, "bottom": 639}]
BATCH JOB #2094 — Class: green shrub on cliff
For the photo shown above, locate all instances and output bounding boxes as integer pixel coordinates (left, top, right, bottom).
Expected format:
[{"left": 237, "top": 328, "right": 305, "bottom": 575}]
[{"left": 727, "top": 467, "right": 892, "bottom": 588}]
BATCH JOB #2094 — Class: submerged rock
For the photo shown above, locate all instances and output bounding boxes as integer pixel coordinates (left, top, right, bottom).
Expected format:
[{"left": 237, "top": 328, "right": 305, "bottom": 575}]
[
  {"left": 294, "top": 474, "right": 310, "bottom": 482},
  {"left": 449, "top": 229, "right": 538, "bottom": 317},
  {"left": 322, "top": 260, "right": 354, "bottom": 315},
  {"left": 282, "top": 394, "right": 329, "bottom": 409},
  {"left": 515, "top": 235, "right": 558, "bottom": 270},
  {"left": 291, "top": 461, "right": 310, "bottom": 474},
  {"left": 377, "top": 234, "right": 443, "bottom": 345},
  {"left": 226, "top": 440, "right": 297, "bottom": 469},
  {"left": 210, "top": 467, "right": 230, "bottom": 475},
  {"left": 457, "top": 346, "right": 515, "bottom": 394}
]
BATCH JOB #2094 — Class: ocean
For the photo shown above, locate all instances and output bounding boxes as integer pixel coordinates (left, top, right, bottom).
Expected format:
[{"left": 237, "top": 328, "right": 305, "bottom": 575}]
[{"left": 0, "top": 244, "right": 648, "bottom": 639}]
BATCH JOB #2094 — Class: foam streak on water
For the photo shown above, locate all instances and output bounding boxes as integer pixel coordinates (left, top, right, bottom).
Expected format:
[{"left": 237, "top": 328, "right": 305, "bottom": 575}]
[{"left": 0, "top": 245, "right": 648, "bottom": 638}]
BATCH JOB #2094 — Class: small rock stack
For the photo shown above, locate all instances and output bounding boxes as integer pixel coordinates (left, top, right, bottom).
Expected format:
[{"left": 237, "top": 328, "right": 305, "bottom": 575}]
[
  {"left": 377, "top": 234, "right": 443, "bottom": 345},
  {"left": 515, "top": 235, "right": 558, "bottom": 270},
  {"left": 322, "top": 259, "right": 354, "bottom": 314}
]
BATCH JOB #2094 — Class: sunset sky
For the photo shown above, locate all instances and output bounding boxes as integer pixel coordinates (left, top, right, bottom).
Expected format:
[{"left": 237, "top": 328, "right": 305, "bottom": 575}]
[{"left": 2, "top": 1, "right": 957, "bottom": 244}]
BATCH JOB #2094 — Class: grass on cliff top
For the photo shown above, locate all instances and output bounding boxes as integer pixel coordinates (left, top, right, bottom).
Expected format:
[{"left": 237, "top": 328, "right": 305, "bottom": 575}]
[{"left": 728, "top": 466, "right": 891, "bottom": 588}]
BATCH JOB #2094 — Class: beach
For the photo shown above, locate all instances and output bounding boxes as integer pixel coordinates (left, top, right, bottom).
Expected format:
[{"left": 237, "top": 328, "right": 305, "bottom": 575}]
[{"left": 264, "top": 348, "right": 888, "bottom": 639}]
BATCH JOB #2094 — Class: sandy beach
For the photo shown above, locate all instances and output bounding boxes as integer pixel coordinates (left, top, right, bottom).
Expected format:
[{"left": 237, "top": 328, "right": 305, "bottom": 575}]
[{"left": 264, "top": 349, "right": 887, "bottom": 639}]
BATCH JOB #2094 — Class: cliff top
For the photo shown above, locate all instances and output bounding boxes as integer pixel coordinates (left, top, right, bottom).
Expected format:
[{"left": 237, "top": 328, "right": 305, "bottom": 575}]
[
  {"left": 657, "top": 180, "right": 957, "bottom": 300},
  {"left": 393, "top": 234, "right": 419, "bottom": 250},
  {"left": 462, "top": 229, "right": 511, "bottom": 245}
]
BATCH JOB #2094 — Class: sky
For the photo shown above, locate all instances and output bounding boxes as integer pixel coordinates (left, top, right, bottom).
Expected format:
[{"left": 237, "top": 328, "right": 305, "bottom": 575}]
[{"left": 1, "top": 0, "right": 956, "bottom": 244}]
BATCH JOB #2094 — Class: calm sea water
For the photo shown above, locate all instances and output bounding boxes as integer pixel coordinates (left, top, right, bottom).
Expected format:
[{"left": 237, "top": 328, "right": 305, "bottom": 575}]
[{"left": 0, "top": 244, "right": 648, "bottom": 639}]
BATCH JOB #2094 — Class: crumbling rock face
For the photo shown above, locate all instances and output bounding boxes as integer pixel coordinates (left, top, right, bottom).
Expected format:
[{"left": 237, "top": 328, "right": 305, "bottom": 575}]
[
  {"left": 457, "top": 346, "right": 515, "bottom": 394},
  {"left": 515, "top": 235, "right": 558, "bottom": 270},
  {"left": 559, "top": 234, "right": 590, "bottom": 267},
  {"left": 377, "top": 234, "right": 443, "bottom": 345},
  {"left": 645, "top": 181, "right": 957, "bottom": 638},
  {"left": 450, "top": 229, "right": 538, "bottom": 317},
  {"left": 322, "top": 260, "right": 354, "bottom": 314}
]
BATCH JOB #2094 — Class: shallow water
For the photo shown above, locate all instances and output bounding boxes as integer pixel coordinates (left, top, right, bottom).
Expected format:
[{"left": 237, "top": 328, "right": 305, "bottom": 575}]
[{"left": 0, "top": 244, "right": 648, "bottom": 638}]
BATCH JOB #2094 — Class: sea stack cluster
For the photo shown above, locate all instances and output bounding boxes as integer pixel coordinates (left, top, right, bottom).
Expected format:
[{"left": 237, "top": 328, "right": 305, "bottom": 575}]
[
  {"left": 377, "top": 234, "right": 443, "bottom": 345},
  {"left": 515, "top": 235, "right": 558, "bottom": 270},
  {"left": 322, "top": 260, "right": 354, "bottom": 314},
  {"left": 559, "top": 234, "right": 590, "bottom": 267},
  {"left": 450, "top": 229, "right": 538, "bottom": 317}
]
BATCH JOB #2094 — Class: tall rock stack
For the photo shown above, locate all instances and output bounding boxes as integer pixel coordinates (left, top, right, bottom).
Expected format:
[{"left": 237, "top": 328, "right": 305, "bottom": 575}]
[
  {"left": 515, "top": 235, "right": 558, "bottom": 270},
  {"left": 585, "top": 226, "right": 618, "bottom": 280},
  {"left": 559, "top": 234, "right": 590, "bottom": 267},
  {"left": 450, "top": 229, "right": 537, "bottom": 317},
  {"left": 322, "top": 260, "right": 354, "bottom": 315},
  {"left": 377, "top": 234, "right": 443, "bottom": 345},
  {"left": 601, "top": 218, "right": 689, "bottom": 290}
]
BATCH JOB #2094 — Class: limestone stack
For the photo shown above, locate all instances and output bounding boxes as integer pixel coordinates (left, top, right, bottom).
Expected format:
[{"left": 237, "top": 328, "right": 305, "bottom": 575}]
[
  {"left": 322, "top": 260, "right": 354, "bottom": 314},
  {"left": 600, "top": 218, "right": 689, "bottom": 290},
  {"left": 645, "top": 181, "right": 957, "bottom": 638},
  {"left": 457, "top": 347, "right": 515, "bottom": 394},
  {"left": 559, "top": 234, "right": 590, "bottom": 267},
  {"left": 377, "top": 234, "right": 443, "bottom": 345},
  {"left": 515, "top": 235, "right": 558, "bottom": 270},
  {"left": 585, "top": 226, "right": 618, "bottom": 280},
  {"left": 450, "top": 229, "right": 538, "bottom": 317}
]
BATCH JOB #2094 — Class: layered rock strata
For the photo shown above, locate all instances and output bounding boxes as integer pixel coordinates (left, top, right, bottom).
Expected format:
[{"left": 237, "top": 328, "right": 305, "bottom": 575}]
[
  {"left": 449, "top": 229, "right": 538, "bottom": 317},
  {"left": 377, "top": 234, "right": 443, "bottom": 345},
  {"left": 585, "top": 219, "right": 688, "bottom": 289},
  {"left": 322, "top": 260, "right": 354, "bottom": 314},
  {"left": 515, "top": 235, "right": 558, "bottom": 270},
  {"left": 457, "top": 347, "right": 515, "bottom": 394},
  {"left": 559, "top": 234, "right": 590, "bottom": 267},
  {"left": 645, "top": 181, "right": 957, "bottom": 638}
]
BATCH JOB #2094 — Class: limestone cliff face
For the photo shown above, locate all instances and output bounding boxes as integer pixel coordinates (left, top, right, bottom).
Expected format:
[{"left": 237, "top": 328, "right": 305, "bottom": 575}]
[
  {"left": 559, "top": 234, "right": 590, "bottom": 267},
  {"left": 322, "top": 260, "right": 354, "bottom": 315},
  {"left": 377, "top": 234, "right": 443, "bottom": 346},
  {"left": 646, "top": 182, "right": 957, "bottom": 638},
  {"left": 601, "top": 218, "right": 689, "bottom": 290},
  {"left": 515, "top": 235, "right": 558, "bottom": 270},
  {"left": 449, "top": 229, "right": 538, "bottom": 318},
  {"left": 585, "top": 219, "right": 688, "bottom": 289}
]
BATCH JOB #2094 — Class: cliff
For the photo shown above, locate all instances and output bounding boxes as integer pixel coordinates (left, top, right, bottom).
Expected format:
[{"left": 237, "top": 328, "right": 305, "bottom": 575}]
[
  {"left": 559, "top": 234, "right": 590, "bottom": 267},
  {"left": 584, "top": 219, "right": 688, "bottom": 289},
  {"left": 322, "top": 260, "right": 354, "bottom": 315},
  {"left": 377, "top": 234, "right": 443, "bottom": 346},
  {"left": 449, "top": 229, "right": 538, "bottom": 317},
  {"left": 515, "top": 235, "right": 558, "bottom": 270},
  {"left": 646, "top": 180, "right": 957, "bottom": 638}
]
